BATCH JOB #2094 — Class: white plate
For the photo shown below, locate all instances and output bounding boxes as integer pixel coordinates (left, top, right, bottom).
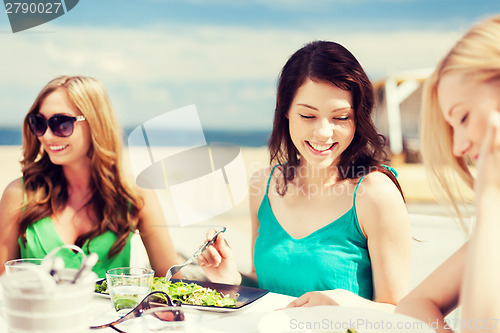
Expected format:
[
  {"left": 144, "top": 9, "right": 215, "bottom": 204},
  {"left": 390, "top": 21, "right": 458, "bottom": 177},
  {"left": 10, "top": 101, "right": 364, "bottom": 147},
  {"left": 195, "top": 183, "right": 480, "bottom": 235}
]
[{"left": 258, "top": 306, "right": 436, "bottom": 333}]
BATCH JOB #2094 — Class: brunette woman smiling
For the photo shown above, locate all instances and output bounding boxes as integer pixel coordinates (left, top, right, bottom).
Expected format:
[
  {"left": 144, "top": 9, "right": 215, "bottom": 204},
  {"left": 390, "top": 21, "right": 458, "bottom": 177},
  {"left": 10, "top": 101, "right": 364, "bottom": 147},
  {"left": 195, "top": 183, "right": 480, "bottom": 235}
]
[{"left": 197, "top": 41, "right": 412, "bottom": 311}]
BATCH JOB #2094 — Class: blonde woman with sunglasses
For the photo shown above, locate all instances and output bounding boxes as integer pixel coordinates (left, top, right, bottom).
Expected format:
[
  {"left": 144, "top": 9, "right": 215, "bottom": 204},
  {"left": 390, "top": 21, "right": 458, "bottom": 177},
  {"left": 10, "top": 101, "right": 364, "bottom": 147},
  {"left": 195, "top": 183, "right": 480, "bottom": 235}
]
[
  {"left": 395, "top": 15, "right": 500, "bottom": 333},
  {"left": 0, "top": 75, "right": 179, "bottom": 278}
]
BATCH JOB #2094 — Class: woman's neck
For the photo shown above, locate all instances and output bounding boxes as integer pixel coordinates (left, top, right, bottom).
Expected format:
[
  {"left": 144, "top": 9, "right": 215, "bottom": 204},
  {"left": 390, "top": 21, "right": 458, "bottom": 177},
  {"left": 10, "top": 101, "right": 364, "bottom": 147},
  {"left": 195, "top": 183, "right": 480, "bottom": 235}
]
[
  {"left": 296, "top": 161, "right": 340, "bottom": 189},
  {"left": 62, "top": 160, "right": 92, "bottom": 197}
]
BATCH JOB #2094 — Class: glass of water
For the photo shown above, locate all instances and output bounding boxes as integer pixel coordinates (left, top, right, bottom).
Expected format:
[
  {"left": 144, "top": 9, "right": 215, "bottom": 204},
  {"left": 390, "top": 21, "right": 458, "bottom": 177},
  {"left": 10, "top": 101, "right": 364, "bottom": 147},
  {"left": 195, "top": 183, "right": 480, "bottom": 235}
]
[
  {"left": 106, "top": 267, "right": 154, "bottom": 317},
  {"left": 4, "top": 258, "right": 43, "bottom": 273}
]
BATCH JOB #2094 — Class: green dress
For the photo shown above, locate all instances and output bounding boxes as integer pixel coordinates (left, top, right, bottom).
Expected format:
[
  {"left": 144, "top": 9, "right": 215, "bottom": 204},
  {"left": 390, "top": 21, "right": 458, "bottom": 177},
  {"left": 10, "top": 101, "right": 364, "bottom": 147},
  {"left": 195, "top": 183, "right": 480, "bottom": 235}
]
[{"left": 18, "top": 216, "right": 132, "bottom": 278}]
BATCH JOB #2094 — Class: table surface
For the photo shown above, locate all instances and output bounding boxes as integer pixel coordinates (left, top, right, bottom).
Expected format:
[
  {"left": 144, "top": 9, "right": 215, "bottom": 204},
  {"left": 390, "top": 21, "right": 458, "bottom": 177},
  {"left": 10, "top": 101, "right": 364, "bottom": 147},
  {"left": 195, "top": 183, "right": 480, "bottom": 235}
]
[
  {"left": 0, "top": 284, "right": 437, "bottom": 333},
  {"left": 0, "top": 286, "right": 296, "bottom": 333}
]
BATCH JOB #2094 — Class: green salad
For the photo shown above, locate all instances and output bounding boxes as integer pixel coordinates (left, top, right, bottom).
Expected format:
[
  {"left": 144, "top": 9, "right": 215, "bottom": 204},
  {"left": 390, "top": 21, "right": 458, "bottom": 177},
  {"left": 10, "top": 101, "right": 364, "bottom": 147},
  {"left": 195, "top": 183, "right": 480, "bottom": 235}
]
[
  {"left": 95, "top": 277, "right": 237, "bottom": 308},
  {"left": 95, "top": 279, "right": 108, "bottom": 293},
  {"left": 152, "top": 278, "right": 237, "bottom": 307}
]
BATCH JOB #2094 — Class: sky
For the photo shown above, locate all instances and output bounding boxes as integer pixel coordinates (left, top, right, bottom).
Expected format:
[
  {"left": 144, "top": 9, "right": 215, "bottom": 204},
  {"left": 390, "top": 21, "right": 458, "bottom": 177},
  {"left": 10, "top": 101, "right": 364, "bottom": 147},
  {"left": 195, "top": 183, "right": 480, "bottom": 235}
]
[{"left": 0, "top": 0, "right": 499, "bottom": 131}]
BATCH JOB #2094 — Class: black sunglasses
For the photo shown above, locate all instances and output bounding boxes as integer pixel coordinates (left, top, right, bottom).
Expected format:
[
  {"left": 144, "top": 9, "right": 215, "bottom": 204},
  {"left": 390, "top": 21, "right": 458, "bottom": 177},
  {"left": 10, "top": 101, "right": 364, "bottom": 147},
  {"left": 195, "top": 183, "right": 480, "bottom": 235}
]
[
  {"left": 27, "top": 113, "right": 86, "bottom": 137},
  {"left": 90, "top": 291, "right": 183, "bottom": 333}
]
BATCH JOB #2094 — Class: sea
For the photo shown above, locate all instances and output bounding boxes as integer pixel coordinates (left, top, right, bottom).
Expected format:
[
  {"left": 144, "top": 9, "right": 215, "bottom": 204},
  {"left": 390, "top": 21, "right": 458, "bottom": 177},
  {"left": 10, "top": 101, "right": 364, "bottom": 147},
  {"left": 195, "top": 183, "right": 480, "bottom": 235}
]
[{"left": 0, "top": 127, "right": 271, "bottom": 147}]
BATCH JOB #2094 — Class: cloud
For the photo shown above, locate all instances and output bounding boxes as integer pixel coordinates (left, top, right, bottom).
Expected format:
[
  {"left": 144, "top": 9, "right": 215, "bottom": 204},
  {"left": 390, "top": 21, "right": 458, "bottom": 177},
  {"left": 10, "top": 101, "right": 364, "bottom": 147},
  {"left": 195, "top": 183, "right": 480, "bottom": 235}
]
[
  {"left": 2, "top": 24, "right": 461, "bottom": 81},
  {"left": 0, "top": 23, "right": 462, "bottom": 129}
]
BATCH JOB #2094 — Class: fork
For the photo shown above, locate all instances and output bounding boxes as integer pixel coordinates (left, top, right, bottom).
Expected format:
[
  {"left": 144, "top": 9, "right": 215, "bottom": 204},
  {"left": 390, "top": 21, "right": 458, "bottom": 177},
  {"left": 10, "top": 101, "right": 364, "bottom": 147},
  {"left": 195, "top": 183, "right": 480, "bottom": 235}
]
[{"left": 165, "top": 227, "right": 226, "bottom": 281}]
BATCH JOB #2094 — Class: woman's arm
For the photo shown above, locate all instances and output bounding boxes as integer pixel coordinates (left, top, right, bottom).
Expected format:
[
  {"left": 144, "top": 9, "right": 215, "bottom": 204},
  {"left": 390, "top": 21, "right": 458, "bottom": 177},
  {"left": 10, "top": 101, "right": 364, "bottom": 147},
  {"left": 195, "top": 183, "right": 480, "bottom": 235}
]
[
  {"left": 196, "top": 229, "right": 241, "bottom": 284},
  {"left": 460, "top": 112, "right": 500, "bottom": 333},
  {"left": 395, "top": 243, "right": 465, "bottom": 333},
  {"left": 461, "top": 197, "right": 500, "bottom": 333},
  {"left": 0, "top": 178, "right": 24, "bottom": 274},
  {"left": 245, "top": 167, "right": 269, "bottom": 285},
  {"left": 136, "top": 187, "right": 179, "bottom": 277},
  {"left": 286, "top": 289, "right": 396, "bottom": 311},
  {"left": 357, "top": 171, "right": 412, "bottom": 306},
  {"left": 196, "top": 167, "right": 269, "bottom": 285}
]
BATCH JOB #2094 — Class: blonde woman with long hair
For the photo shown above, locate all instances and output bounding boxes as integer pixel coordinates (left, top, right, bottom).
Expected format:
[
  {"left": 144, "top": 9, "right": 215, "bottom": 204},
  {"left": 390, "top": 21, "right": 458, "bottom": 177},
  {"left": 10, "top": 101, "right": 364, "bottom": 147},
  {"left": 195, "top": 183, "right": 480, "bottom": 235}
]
[
  {"left": 0, "top": 75, "right": 179, "bottom": 278},
  {"left": 395, "top": 15, "right": 500, "bottom": 333}
]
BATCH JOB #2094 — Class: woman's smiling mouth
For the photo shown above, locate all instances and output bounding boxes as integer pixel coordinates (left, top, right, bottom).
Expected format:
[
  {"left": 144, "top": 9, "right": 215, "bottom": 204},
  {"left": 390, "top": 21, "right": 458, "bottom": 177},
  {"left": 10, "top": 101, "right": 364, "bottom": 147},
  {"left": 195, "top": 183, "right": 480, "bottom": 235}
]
[
  {"left": 48, "top": 144, "right": 69, "bottom": 152},
  {"left": 306, "top": 141, "right": 335, "bottom": 152}
]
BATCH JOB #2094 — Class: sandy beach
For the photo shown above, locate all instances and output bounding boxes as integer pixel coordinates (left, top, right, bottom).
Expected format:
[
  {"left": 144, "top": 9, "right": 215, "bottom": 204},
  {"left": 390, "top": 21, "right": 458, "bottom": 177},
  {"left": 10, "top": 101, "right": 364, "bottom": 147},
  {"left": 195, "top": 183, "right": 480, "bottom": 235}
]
[
  {"left": 0, "top": 145, "right": 468, "bottom": 291},
  {"left": 0, "top": 145, "right": 441, "bottom": 203}
]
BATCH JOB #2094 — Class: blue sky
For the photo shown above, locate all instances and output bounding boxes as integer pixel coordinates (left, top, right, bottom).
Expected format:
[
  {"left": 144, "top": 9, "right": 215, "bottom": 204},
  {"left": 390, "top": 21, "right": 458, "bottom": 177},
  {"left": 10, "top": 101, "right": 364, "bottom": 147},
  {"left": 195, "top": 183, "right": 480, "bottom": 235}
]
[
  {"left": 49, "top": 0, "right": 499, "bottom": 31},
  {"left": 1, "top": 0, "right": 499, "bottom": 131}
]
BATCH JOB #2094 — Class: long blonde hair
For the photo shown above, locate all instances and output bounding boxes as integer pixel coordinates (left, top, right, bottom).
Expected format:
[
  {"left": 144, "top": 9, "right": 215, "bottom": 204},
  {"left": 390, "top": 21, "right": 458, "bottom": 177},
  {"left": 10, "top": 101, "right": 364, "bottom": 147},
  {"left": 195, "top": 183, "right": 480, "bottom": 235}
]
[
  {"left": 421, "top": 15, "right": 500, "bottom": 229},
  {"left": 20, "top": 75, "right": 143, "bottom": 257}
]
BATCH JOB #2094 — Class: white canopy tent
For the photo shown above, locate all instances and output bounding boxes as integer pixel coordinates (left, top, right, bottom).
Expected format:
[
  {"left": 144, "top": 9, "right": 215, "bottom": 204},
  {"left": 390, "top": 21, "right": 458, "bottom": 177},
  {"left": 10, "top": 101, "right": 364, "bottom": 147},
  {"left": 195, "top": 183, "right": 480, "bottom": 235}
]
[{"left": 372, "top": 68, "right": 433, "bottom": 159}]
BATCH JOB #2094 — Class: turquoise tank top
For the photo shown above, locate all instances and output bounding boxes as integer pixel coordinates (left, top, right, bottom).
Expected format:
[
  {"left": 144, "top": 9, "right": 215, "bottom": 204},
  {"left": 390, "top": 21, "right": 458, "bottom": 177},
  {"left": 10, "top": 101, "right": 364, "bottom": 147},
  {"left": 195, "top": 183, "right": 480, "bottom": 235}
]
[{"left": 254, "top": 165, "right": 373, "bottom": 298}]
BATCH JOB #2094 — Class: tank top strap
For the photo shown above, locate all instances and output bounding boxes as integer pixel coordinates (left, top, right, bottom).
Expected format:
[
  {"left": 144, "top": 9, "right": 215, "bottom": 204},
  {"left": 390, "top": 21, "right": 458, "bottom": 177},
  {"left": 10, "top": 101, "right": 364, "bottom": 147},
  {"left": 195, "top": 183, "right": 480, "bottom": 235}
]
[
  {"left": 352, "top": 173, "right": 366, "bottom": 206},
  {"left": 351, "top": 165, "right": 398, "bottom": 206},
  {"left": 265, "top": 165, "right": 281, "bottom": 196},
  {"left": 21, "top": 177, "right": 26, "bottom": 205},
  {"left": 381, "top": 164, "right": 398, "bottom": 177}
]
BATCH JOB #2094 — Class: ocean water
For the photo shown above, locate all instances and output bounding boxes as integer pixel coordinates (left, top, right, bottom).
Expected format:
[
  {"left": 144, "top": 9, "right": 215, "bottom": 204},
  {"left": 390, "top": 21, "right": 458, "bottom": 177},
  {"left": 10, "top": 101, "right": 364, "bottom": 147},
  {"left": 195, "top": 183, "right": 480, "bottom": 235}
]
[
  {"left": 0, "top": 128, "right": 271, "bottom": 147},
  {"left": 0, "top": 128, "right": 22, "bottom": 145}
]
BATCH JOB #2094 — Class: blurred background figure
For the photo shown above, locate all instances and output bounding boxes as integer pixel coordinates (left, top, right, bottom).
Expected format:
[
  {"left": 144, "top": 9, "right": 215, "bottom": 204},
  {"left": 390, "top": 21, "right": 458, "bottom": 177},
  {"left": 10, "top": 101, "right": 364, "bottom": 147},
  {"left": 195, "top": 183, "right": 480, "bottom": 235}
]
[{"left": 396, "top": 14, "right": 500, "bottom": 333}]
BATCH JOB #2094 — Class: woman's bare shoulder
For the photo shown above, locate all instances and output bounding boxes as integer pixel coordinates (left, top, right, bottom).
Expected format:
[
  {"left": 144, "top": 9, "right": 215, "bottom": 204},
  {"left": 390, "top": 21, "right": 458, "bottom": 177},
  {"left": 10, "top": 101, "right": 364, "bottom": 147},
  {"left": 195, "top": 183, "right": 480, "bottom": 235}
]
[
  {"left": 249, "top": 166, "right": 277, "bottom": 211},
  {"left": 357, "top": 170, "right": 401, "bottom": 201},
  {"left": 250, "top": 166, "right": 273, "bottom": 185},
  {"left": 355, "top": 170, "right": 406, "bottom": 218},
  {"left": 0, "top": 178, "right": 24, "bottom": 230},
  {"left": 1, "top": 178, "right": 23, "bottom": 202}
]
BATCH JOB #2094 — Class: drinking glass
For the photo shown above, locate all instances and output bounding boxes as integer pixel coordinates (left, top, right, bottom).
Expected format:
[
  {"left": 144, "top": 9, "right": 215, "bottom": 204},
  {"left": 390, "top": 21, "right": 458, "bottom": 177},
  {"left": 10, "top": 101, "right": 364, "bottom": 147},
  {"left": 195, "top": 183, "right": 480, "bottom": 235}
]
[
  {"left": 106, "top": 267, "right": 154, "bottom": 317},
  {"left": 4, "top": 258, "right": 43, "bottom": 273},
  {"left": 1, "top": 267, "right": 97, "bottom": 333}
]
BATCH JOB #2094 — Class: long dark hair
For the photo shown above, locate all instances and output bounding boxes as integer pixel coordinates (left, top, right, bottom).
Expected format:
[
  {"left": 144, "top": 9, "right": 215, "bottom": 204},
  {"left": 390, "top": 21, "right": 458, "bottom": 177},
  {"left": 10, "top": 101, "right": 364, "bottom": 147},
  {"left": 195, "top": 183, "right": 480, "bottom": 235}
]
[{"left": 268, "top": 40, "right": 403, "bottom": 198}]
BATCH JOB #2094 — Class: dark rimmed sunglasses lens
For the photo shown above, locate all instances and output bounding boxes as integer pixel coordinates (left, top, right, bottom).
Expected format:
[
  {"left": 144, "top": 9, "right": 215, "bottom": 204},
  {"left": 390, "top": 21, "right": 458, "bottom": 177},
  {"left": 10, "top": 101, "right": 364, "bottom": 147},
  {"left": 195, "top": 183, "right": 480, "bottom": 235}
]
[
  {"left": 28, "top": 114, "right": 76, "bottom": 137},
  {"left": 28, "top": 115, "right": 47, "bottom": 136},
  {"left": 49, "top": 115, "right": 75, "bottom": 137},
  {"left": 142, "top": 308, "right": 188, "bottom": 332},
  {"left": 153, "top": 309, "right": 183, "bottom": 321}
]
